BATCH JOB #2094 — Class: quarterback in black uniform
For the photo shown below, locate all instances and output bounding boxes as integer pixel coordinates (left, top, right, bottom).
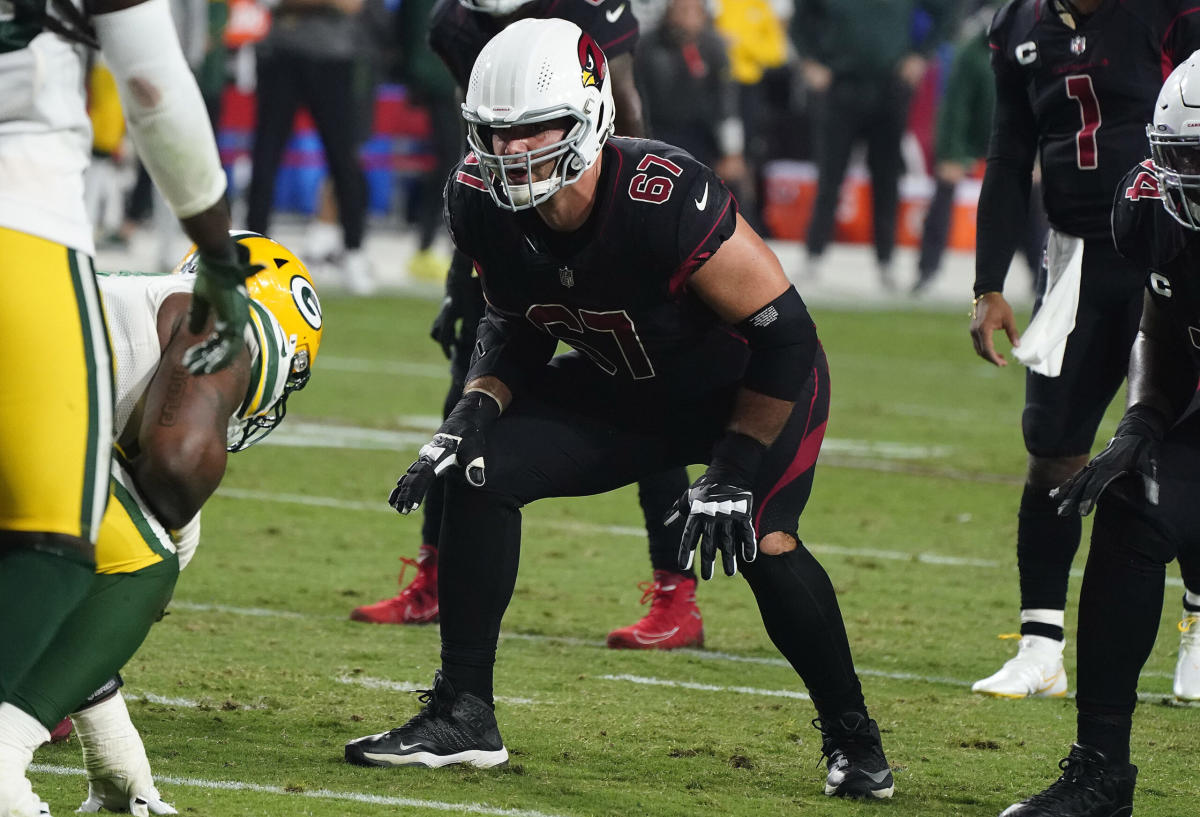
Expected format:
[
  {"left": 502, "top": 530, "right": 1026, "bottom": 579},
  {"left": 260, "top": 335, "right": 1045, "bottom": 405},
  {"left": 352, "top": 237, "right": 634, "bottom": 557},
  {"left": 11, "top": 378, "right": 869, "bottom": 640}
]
[
  {"left": 1002, "top": 53, "right": 1200, "bottom": 817},
  {"left": 968, "top": 0, "right": 1200, "bottom": 699},
  {"left": 354, "top": 0, "right": 700, "bottom": 653},
  {"left": 346, "top": 20, "right": 895, "bottom": 800}
]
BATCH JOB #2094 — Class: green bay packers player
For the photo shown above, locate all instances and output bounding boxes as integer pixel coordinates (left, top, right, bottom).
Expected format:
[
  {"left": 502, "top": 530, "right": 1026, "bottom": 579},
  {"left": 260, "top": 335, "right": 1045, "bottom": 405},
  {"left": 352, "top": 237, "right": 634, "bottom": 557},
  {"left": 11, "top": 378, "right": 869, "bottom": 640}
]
[
  {"left": 0, "top": 232, "right": 322, "bottom": 817},
  {"left": 0, "top": 0, "right": 261, "bottom": 740}
]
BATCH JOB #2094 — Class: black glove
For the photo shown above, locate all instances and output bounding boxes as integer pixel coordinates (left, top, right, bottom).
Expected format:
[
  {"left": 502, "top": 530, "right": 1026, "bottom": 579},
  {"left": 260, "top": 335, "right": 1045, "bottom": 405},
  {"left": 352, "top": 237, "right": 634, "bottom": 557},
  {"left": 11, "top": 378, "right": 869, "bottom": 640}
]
[
  {"left": 389, "top": 390, "right": 501, "bottom": 514},
  {"left": 429, "top": 295, "right": 463, "bottom": 360},
  {"left": 1052, "top": 406, "right": 1167, "bottom": 517},
  {"left": 429, "top": 254, "right": 476, "bottom": 360},
  {"left": 182, "top": 242, "right": 263, "bottom": 375},
  {"left": 665, "top": 432, "right": 766, "bottom": 580}
]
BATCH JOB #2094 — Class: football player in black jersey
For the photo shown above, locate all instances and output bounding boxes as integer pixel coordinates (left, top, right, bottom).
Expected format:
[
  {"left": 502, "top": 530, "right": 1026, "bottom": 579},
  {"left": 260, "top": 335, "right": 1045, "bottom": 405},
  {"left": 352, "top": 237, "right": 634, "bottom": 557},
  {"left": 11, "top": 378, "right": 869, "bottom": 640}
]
[
  {"left": 1001, "top": 52, "right": 1200, "bottom": 817},
  {"left": 352, "top": 0, "right": 704, "bottom": 654},
  {"left": 968, "top": 0, "right": 1200, "bottom": 700},
  {"left": 345, "top": 19, "right": 895, "bottom": 799}
]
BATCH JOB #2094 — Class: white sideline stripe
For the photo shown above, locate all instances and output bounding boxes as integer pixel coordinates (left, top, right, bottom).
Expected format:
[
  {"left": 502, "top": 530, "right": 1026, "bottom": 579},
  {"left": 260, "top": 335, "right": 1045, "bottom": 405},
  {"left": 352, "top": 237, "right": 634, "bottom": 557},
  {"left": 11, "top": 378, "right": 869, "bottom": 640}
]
[
  {"left": 28, "top": 764, "right": 568, "bottom": 817},
  {"left": 209, "top": 487, "right": 1184, "bottom": 586},
  {"left": 599, "top": 674, "right": 811, "bottom": 700},
  {"left": 335, "top": 674, "right": 535, "bottom": 705},
  {"left": 258, "top": 418, "right": 951, "bottom": 461}
]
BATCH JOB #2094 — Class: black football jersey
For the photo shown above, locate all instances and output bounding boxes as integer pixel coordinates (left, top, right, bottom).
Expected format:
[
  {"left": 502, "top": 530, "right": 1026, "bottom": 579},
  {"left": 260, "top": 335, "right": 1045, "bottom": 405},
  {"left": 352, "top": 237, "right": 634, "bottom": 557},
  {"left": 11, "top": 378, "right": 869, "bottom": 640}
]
[
  {"left": 445, "top": 137, "right": 749, "bottom": 397},
  {"left": 989, "top": 0, "right": 1200, "bottom": 240},
  {"left": 429, "top": 0, "right": 639, "bottom": 89},
  {"left": 1112, "top": 161, "right": 1200, "bottom": 372}
]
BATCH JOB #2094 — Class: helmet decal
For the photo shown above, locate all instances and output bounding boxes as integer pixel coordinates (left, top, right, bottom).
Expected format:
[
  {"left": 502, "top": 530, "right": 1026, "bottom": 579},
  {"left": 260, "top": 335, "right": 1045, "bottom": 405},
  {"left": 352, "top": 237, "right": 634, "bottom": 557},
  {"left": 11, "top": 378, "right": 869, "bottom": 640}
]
[
  {"left": 578, "top": 33, "right": 606, "bottom": 90},
  {"left": 290, "top": 275, "right": 323, "bottom": 330}
]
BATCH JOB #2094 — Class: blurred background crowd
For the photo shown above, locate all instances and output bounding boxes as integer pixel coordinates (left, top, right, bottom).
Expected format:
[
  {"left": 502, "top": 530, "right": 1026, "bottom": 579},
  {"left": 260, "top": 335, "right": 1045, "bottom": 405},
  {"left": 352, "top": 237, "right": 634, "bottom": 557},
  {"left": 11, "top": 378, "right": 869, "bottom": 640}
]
[{"left": 82, "top": 0, "right": 1043, "bottom": 297}]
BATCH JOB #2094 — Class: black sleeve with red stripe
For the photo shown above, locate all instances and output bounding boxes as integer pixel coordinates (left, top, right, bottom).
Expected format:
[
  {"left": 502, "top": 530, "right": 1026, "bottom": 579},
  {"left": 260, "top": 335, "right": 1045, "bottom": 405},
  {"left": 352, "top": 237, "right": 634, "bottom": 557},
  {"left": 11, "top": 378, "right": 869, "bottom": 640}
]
[
  {"left": 667, "top": 167, "right": 738, "bottom": 297},
  {"left": 548, "top": 0, "right": 640, "bottom": 58},
  {"left": 443, "top": 154, "right": 489, "bottom": 261}
]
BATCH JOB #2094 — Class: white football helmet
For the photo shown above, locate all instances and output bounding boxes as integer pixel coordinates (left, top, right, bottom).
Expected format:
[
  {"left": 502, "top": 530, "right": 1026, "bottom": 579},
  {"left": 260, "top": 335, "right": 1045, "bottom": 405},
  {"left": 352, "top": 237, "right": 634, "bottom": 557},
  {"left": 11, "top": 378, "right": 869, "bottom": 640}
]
[
  {"left": 457, "top": 0, "right": 536, "bottom": 15},
  {"left": 462, "top": 18, "right": 616, "bottom": 211},
  {"left": 1149, "top": 50, "right": 1200, "bottom": 229}
]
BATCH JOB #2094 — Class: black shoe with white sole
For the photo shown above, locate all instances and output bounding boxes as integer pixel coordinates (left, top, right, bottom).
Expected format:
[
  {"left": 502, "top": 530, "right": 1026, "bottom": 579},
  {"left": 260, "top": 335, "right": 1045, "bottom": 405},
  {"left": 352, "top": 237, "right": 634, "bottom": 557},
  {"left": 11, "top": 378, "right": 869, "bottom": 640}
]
[
  {"left": 813, "top": 712, "right": 895, "bottom": 799},
  {"left": 999, "top": 744, "right": 1135, "bottom": 817},
  {"left": 344, "top": 671, "right": 508, "bottom": 768}
]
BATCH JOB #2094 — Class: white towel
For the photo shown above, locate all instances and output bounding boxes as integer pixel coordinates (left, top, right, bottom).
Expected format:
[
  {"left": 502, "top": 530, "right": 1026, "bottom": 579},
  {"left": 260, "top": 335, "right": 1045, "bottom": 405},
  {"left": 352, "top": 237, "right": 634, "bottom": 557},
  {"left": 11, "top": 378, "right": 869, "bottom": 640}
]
[{"left": 1013, "top": 229, "right": 1084, "bottom": 378}]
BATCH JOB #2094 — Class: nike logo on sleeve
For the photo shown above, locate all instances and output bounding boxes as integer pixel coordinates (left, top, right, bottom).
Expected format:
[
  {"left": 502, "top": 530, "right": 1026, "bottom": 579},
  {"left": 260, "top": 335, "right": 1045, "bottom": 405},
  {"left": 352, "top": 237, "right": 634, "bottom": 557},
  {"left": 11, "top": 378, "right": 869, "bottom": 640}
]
[
  {"left": 606, "top": 3, "right": 625, "bottom": 22},
  {"left": 694, "top": 183, "right": 708, "bottom": 210}
]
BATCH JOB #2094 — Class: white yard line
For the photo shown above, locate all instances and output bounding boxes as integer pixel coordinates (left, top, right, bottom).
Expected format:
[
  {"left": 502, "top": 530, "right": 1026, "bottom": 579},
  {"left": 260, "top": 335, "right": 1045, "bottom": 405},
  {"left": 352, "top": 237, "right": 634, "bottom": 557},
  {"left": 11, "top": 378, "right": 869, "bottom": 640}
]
[
  {"left": 261, "top": 418, "right": 956, "bottom": 463},
  {"left": 334, "top": 674, "right": 535, "bottom": 705},
  {"left": 191, "top": 488, "right": 1183, "bottom": 692},
  {"left": 28, "top": 764, "right": 569, "bottom": 817},
  {"left": 211, "top": 486, "right": 1184, "bottom": 587},
  {"left": 597, "top": 674, "right": 810, "bottom": 700}
]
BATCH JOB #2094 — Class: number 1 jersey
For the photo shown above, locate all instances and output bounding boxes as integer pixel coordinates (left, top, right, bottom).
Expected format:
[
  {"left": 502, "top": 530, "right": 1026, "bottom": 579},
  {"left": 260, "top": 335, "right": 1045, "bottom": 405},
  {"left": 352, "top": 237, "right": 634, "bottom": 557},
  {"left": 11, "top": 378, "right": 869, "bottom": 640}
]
[
  {"left": 989, "top": 0, "right": 1200, "bottom": 239},
  {"left": 444, "top": 137, "right": 752, "bottom": 399}
]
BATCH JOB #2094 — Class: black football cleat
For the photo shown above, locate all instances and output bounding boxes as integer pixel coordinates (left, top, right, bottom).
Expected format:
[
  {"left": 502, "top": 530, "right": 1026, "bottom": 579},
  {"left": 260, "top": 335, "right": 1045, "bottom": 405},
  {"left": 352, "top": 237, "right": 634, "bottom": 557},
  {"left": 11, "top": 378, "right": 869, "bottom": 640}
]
[
  {"left": 813, "top": 711, "right": 895, "bottom": 799},
  {"left": 344, "top": 671, "right": 508, "bottom": 768},
  {"left": 1000, "top": 744, "right": 1136, "bottom": 817}
]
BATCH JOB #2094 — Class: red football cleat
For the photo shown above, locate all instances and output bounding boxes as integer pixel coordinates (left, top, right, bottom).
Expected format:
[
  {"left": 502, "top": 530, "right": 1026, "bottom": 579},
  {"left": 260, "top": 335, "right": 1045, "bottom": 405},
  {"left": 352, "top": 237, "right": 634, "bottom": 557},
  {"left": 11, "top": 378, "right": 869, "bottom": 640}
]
[
  {"left": 350, "top": 545, "right": 439, "bottom": 624},
  {"left": 49, "top": 717, "right": 73, "bottom": 743},
  {"left": 606, "top": 570, "right": 704, "bottom": 650}
]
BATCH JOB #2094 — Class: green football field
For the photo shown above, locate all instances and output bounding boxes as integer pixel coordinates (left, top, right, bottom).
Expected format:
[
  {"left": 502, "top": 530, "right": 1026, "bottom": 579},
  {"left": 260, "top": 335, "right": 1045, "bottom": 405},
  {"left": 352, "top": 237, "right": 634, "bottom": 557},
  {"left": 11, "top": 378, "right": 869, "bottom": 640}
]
[{"left": 29, "top": 293, "right": 1195, "bottom": 817}]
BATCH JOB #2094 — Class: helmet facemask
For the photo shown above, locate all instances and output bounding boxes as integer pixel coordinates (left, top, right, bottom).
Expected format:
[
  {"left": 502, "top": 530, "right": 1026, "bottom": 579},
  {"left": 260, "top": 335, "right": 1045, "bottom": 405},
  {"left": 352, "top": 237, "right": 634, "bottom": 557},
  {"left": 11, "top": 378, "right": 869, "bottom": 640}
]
[
  {"left": 1149, "top": 127, "right": 1200, "bottom": 230},
  {"left": 225, "top": 348, "right": 312, "bottom": 452},
  {"left": 464, "top": 110, "right": 595, "bottom": 211}
]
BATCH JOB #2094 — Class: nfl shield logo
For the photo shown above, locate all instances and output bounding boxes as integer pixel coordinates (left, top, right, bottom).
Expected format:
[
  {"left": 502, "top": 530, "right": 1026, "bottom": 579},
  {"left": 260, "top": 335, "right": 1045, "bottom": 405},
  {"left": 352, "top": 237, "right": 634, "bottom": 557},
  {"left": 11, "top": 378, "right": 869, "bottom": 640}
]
[
  {"left": 1070, "top": 35, "right": 1086, "bottom": 55},
  {"left": 559, "top": 266, "right": 575, "bottom": 288}
]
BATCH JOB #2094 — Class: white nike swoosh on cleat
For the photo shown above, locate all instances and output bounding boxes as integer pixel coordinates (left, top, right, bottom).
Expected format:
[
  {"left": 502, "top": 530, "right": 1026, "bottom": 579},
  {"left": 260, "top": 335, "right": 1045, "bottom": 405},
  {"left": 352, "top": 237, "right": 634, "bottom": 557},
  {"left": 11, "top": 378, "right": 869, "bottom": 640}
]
[
  {"left": 632, "top": 627, "right": 680, "bottom": 645},
  {"left": 694, "top": 183, "right": 708, "bottom": 210},
  {"left": 605, "top": 3, "right": 625, "bottom": 22}
]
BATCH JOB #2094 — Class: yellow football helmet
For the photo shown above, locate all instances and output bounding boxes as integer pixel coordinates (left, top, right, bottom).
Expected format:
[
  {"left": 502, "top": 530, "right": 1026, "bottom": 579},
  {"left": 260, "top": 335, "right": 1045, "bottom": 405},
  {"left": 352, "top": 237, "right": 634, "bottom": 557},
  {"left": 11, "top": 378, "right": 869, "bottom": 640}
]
[{"left": 175, "top": 230, "right": 323, "bottom": 451}]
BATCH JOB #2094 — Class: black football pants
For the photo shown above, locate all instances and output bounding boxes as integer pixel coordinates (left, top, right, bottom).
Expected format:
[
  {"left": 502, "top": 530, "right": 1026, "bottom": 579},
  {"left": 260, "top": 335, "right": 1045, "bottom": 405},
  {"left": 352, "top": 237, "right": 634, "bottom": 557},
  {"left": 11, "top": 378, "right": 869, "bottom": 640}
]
[
  {"left": 1017, "top": 238, "right": 1145, "bottom": 614},
  {"left": 1075, "top": 412, "right": 1200, "bottom": 755},
  {"left": 435, "top": 348, "right": 869, "bottom": 719}
]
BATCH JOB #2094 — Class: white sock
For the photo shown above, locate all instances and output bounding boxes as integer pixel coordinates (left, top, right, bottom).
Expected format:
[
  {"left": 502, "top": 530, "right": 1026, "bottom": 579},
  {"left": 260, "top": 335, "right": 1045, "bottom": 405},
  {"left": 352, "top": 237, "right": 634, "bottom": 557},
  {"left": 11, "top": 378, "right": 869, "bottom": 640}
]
[
  {"left": 0, "top": 703, "right": 49, "bottom": 814},
  {"left": 1184, "top": 590, "right": 1200, "bottom": 611},
  {"left": 1020, "top": 608, "right": 1065, "bottom": 629},
  {"left": 73, "top": 692, "right": 152, "bottom": 788}
]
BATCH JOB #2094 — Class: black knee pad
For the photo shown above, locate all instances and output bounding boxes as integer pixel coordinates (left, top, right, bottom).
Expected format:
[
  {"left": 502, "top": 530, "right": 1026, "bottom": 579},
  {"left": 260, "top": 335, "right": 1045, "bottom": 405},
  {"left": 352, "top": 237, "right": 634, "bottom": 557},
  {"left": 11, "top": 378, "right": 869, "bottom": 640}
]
[
  {"left": 1092, "top": 493, "right": 1176, "bottom": 567},
  {"left": 1022, "top": 403, "right": 1093, "bottom": 459}
]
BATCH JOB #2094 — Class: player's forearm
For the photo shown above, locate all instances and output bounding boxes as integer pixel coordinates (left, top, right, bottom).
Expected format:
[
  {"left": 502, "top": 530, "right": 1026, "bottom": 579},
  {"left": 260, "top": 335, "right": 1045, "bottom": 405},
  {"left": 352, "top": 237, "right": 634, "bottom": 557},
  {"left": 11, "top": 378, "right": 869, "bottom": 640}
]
[
  {"left": 180, "top": 199, "right": 236, "bottom": 260},
  {"left": 463, "top": 376, "right": 512, "bottom": 413},
  {"left": 974, "top": 158, "right": 1032, "bottom": 296},
  {"left": 1126, "top": 328, "right": 1196, "bottom": 428},
  {"left": 132, "top": 433, "right": 225, "bottom": 529},
  {"left": 726, "top": 388, "right": 793, "bottom": 447}
]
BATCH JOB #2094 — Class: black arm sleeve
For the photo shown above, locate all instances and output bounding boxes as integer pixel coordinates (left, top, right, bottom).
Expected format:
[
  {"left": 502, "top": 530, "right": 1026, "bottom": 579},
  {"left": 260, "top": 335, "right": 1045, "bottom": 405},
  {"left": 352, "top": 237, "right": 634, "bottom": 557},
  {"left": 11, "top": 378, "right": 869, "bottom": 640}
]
[
  {"left": 974, "top": 16, "right": 1037, "bottom": 297},
  {"left": 735, "top": 287, "right": 819, "bottom": 402},
  {"left": 465, "top": 305, "right": 557, "bottom": 391},
  {"left": 1128, "top": 292, "right": 1200, "bottom": 425}
]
